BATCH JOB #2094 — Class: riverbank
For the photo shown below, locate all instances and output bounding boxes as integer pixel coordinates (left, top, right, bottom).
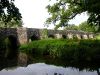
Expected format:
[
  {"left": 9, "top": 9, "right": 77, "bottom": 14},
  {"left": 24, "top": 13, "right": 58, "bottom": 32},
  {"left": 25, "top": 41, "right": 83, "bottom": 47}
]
[{"left": 19, "top": 39, "right": 100, "bottom": 65}]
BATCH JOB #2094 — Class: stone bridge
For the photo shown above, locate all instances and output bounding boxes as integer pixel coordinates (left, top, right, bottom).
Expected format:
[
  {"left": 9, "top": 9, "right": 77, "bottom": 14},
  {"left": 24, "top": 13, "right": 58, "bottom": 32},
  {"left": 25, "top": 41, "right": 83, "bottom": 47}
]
[
  {"left": 0, "top": 27, "right": 94, "bottom": 44},
  {"left": 0, "top": 27, "right": 95, "bottom": 68}
]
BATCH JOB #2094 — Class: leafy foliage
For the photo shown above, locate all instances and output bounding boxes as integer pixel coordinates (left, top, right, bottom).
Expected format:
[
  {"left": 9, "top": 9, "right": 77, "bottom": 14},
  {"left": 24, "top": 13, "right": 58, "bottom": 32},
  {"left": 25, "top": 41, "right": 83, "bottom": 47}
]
[
  {"left": 0, "top": 0, "right": 22, "bottom": 27},
  {"left": 64, "top": 24, "right": 78, "bottom": 30},
  {"left": 46, "top": 0, "right": 100, "bottom": 31},
  {"left": 79, "top": 21, "right": 96, "bottom": 32},
  {"left": 0, "top": 19, "right": 23, "bottom": 28},
  {"left": 64, "top": 21, "right": 97, "bottom": 32}
]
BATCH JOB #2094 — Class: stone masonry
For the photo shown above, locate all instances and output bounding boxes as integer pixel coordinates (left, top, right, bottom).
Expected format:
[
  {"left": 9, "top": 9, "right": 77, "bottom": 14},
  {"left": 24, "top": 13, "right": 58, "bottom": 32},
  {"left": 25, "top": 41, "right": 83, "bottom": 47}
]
[{"left": 0, "top": 27, "right": 94, "bottom": 44}]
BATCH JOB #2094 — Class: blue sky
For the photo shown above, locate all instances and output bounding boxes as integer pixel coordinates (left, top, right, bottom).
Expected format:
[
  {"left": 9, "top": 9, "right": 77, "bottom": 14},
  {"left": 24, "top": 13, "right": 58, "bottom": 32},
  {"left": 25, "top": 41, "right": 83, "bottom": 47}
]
[{"left": 14, "top": 0, "right": 88, "bottom": 29}]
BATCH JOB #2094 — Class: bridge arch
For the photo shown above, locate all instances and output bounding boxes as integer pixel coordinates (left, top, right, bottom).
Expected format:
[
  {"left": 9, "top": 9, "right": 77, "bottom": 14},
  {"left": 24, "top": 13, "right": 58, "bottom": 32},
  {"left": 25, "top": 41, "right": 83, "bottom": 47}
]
[
  {"left": 30, "top": 34, "right": 39, "bottom": 41},
  {"left": 48, "top": 34, "right": 55, "bottom": 39},
  {"left": 62, "top": 35, "right": 67, "bottom": 39},
  {"left": 5, "top": 35, "right": 19, "bottom": 59}
]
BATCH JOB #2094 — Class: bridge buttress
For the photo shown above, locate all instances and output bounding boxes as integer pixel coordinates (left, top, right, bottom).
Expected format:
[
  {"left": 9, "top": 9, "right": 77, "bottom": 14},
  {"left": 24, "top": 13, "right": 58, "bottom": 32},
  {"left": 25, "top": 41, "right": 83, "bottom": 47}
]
[{"left": 17, "top": 28, "right": 28, "bottom": 44}]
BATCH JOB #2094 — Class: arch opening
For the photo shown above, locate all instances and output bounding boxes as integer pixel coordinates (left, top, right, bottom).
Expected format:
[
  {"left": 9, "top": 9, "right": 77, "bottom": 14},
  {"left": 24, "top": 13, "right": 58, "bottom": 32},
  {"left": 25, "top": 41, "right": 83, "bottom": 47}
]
[
  {"left": 30, "top": 34, "right": 39, "bottom": 41},
  {"left": 5, "top": 35, "right": 19, "bottom": 59},
  {"left": 80, "top": 35, "right": 83, "bottom": 39},
  {"left": 62, "top": 35, "right": 67, "bottom": 39},
  {"left": 48, "top": 34, "right": 55, "bottom": 39}
]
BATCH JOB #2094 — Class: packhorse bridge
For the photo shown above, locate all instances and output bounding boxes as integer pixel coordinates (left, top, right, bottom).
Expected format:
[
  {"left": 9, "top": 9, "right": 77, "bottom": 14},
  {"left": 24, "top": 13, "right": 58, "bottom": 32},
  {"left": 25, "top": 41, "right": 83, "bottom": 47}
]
[
  {"left": 0, "top": 27, "right": 94, "bottom": 44},
  {"left": 0, "top": 27, "right": 94, "bottom": 69}
]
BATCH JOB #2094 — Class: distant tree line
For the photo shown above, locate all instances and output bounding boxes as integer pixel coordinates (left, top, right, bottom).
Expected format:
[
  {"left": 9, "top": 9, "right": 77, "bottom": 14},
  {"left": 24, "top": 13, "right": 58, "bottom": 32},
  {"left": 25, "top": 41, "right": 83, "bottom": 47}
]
[{"left": 64, "top": 21, "right": 96, "bottom": 33}]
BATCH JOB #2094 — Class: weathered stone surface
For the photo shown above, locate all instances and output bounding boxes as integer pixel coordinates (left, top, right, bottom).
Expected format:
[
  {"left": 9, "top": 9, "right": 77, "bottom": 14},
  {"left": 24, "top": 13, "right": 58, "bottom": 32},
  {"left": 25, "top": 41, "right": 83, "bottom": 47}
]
[
  {"left": 0, "top": 27, "right": 94, "bottom": 44},
  {"left": 17, "top": 27, "right": 28, "bottom": 44},
  {"left": 18, "top": 52, "right": 28, "bottom": 66},
  {"left": 88, "top": 34, "right": 94, "bottom": 38},
  {"left": 83, "top": 34, "right": 88, "bottom": 39}
]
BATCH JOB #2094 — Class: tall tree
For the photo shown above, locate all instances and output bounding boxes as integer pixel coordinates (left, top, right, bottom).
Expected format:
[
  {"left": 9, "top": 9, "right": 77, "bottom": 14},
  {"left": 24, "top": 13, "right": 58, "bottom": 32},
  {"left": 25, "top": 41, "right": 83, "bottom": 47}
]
[
  {"left": 46, "top": 0, "right": 100, "bottom": 31},
  {"left": 0, "top": 0, "right": 22, "bottom": 27}
]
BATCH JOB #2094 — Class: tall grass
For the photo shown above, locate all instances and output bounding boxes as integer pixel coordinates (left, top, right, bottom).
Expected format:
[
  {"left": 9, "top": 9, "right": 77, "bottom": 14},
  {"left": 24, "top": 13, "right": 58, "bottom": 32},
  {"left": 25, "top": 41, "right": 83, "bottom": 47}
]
[{"left": 19, "top": 39, "right": 100, "bottom": 63}]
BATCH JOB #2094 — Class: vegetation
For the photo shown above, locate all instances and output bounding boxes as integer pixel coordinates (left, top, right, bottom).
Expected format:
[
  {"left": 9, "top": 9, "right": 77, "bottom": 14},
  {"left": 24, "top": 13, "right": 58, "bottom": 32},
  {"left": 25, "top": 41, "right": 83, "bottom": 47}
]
[
  {"left": 46, "top": 0, "right": 100, "bottom": 31},
  {"left": 20, "top": 39, "right": 100, "bottom": 65},
  {"left": 95, "top": 34, "right": 100, "bottom": 40},
  {"left": 0, "top": 0, "right": 22, "bottom": 27},
  {"left": 78, "top": 21, "right": 96, "bottom": 32},
  {"left": 64, "top": 24, "right": 78, "bottom": 30},
  {"left": 0, "top": 19, "right": 23, "bottom": 28},
  {"left": 41, "top": 29, "right": 48, "bottom": 39},
  {"left": 63, "top": 21, "right": 97, "bottom": 33}
]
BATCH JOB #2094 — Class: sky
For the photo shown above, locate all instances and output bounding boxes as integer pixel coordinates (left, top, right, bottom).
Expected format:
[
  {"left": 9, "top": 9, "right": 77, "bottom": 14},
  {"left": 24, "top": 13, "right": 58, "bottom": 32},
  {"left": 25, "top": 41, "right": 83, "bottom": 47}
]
[{"left": 14, "top": 0, "right": 88, "bottom": 29}]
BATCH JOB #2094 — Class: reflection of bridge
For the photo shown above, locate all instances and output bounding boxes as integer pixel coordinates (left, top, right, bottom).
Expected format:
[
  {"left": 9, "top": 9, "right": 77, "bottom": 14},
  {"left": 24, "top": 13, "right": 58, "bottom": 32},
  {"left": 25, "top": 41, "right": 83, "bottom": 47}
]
[{"left": 0, "top": 27, "right": 94, "bottom": 44}]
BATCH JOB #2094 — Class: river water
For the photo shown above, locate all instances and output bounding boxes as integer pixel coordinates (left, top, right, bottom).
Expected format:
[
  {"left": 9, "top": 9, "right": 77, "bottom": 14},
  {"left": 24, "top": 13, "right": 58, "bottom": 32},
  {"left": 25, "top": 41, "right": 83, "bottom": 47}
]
[{"left": 0, "top": 63, "right": 98, "bottom": 75}]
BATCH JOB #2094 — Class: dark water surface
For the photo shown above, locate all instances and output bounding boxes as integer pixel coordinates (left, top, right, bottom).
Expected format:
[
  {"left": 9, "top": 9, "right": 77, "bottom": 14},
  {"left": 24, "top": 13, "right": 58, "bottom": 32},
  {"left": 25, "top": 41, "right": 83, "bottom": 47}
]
[{"left": 0, "top": 63, "right": 98, "bottom": 75}]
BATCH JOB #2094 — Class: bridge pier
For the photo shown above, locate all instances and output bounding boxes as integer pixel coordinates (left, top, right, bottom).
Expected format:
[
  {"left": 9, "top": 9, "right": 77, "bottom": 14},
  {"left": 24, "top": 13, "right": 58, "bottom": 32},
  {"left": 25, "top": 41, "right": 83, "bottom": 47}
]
[
  {"left": 83, "top": 34, "right": 88, "bottom": 39},
  {"left": 76, "top": 34, "right": 82, "bottom": 39},
  {"left": 17, "top": 28, "right": 28, "bottom": 44},
  {"left": 88, "top": 34, "right": 94, "bottom": 39},
  {"left": 55, "top": 34, "right": 62, "bottom": 39},
  {"left": 67, "top": 33, "right": 73, "bottom": 39}
]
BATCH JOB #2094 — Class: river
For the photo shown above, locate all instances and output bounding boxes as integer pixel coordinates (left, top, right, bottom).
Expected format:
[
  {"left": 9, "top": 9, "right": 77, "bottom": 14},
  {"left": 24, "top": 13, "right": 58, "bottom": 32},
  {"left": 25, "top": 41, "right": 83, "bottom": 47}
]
[{"left": 0, "top": 63, "right": 98, "bottom": 75}]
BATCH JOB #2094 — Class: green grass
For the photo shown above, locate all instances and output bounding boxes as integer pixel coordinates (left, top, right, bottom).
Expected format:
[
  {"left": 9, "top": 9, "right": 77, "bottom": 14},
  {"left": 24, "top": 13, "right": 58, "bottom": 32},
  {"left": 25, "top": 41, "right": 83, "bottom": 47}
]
[
  {"left": 95, "top": 34, "right": 100, "bottom": 40},
  {"left": 19, "top": 39, "right": 100, "bottom": 63}
]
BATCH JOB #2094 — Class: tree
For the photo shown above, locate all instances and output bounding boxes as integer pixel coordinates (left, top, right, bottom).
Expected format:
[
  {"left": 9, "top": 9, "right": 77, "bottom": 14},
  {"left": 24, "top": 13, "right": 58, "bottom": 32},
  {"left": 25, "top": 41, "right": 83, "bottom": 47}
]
[
  {"left": 46, "top": 0, "right": 100, "bottom": 31},
  {"left": 0, "top": 19, "right": 23, "bottom": 28},
  {"left": 64, "top": 24, "right": 78, "bottom": 30},
  {"left": 78, "top": 21, "right": 96, "bottom": 32},
  {"left": 0, "top": 0, "right": 22, "bottom": 27}
]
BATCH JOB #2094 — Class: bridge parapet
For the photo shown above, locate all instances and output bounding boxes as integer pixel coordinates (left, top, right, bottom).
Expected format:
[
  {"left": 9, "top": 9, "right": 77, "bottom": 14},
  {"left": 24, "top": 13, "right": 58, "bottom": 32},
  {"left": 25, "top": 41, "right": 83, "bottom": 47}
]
[{"left": 0, "top": 28, "right": 95, "bottom": 44}]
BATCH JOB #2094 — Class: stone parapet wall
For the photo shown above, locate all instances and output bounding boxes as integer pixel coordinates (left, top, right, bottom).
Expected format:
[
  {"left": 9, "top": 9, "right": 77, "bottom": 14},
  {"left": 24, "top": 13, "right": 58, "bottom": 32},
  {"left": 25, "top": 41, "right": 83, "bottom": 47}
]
[{"left": 0, "top": 27, "right": 95, "bottom": 44}]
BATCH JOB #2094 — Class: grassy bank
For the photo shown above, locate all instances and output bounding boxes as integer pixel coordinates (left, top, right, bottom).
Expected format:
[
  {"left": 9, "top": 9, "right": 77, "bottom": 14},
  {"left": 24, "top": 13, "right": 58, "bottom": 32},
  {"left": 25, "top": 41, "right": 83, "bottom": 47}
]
[{"left": 19, "top": 39, "right": 100, "bottom": 64}]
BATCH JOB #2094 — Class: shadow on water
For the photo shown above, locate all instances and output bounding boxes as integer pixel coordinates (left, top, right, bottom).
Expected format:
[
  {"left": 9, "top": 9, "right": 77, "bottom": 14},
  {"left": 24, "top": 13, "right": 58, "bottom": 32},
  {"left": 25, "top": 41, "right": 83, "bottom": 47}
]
[{"left": 26, "top": 55, "right": 100, "bottom": 75}]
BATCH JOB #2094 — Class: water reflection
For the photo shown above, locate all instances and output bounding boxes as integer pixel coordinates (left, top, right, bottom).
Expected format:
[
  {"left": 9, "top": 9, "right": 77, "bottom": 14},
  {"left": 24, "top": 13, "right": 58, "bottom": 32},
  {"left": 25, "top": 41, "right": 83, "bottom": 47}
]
[{"left": 0, "top": 63, "right": 98, "bottom": 75}]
